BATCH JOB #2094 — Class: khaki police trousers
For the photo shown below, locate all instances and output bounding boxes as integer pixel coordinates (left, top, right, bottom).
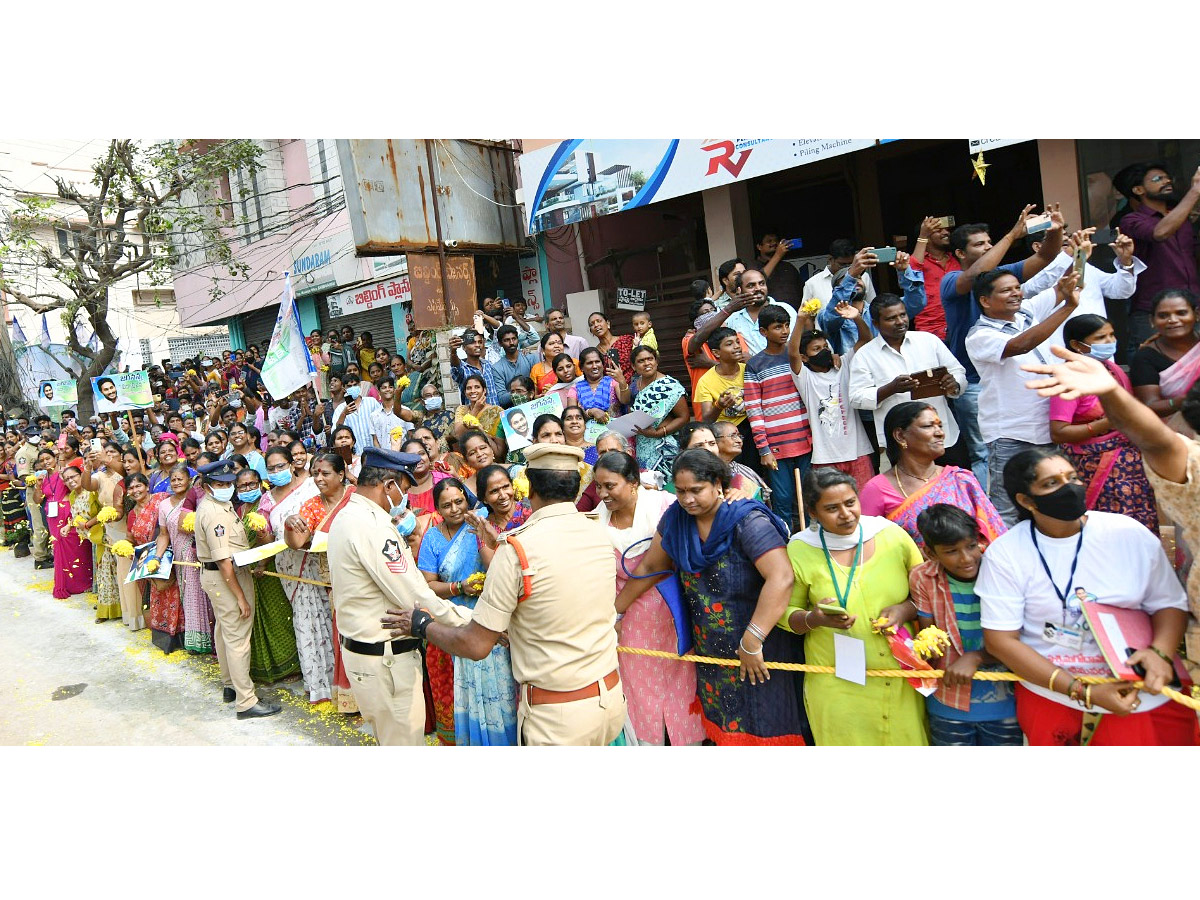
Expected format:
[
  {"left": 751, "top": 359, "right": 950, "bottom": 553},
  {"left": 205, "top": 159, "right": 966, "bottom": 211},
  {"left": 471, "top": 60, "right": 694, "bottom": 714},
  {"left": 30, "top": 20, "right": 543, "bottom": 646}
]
[
  {"left": 517, "top": 676, "right": 627, "bottom": 746},
  {"left": 341, "top": 645, "right": 425, "bottom": 746},
  {"left": 200, "top": 566, "right": 258, "bottom": 713},
  {"left": 26, "top": 495, "right": 49, "bottom": 562}
]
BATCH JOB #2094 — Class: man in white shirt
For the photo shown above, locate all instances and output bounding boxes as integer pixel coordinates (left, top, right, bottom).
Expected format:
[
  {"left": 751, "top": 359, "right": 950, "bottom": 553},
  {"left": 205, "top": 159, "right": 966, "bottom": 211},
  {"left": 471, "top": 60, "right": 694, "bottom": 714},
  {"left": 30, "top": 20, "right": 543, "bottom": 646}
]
[
  {"left": 333, "top": 376, "right": 384, "bottom": 454},
  {"left": 801, "top": 238, "right": 878, "bottom": 310},
  {"left": 725, "top": 268, "right": 797, "bottom": 356},
  {"left": 545, "top": 308, "right": 591, "bottom": 359},
  {"left": 372, "top": 375, "right": 416, "bottom": 449},
  {"left": 849, "top": 294, "right": 966, "bottom": 452},
  {"left": 1020, "top": 227, "right": 1145, "bottom": 349},
  {"left": 965, "top": 267, "right": 1080, "bottom": 525}
]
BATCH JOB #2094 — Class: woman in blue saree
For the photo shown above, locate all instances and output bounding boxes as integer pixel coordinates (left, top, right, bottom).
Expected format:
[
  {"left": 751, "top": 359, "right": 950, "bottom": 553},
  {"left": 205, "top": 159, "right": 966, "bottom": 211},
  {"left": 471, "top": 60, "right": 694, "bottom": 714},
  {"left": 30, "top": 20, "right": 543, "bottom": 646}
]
[
  {"left": 416, "top": 477, "right": 519, "bottom": 745},
  {"left": 629, "top": 345, "right": 690, "bottom": 482}
]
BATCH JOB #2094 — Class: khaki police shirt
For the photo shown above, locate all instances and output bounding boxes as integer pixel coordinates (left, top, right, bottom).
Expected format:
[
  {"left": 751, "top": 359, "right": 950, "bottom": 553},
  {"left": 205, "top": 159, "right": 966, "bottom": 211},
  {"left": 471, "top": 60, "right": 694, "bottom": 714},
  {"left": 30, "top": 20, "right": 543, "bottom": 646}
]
[
  {"left": 326, "top": 492, "right": 470, "bottom": 643},
  {"left": 472, "top": 502, "right": 618, "bottom": 691},
  {"left": 194, "top": 495, "right": 249, "bottom": 563},
  {"left": 14, "top": 443, "right": 39, "bottom": 479}
]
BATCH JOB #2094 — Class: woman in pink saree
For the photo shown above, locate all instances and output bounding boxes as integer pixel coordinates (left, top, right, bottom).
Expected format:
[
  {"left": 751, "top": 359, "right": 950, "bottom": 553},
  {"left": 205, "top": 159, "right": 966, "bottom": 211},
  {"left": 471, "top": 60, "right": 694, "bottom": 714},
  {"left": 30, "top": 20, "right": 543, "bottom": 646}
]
[{"left": 44, "top": 459, "right": 94, "bottom": 598}]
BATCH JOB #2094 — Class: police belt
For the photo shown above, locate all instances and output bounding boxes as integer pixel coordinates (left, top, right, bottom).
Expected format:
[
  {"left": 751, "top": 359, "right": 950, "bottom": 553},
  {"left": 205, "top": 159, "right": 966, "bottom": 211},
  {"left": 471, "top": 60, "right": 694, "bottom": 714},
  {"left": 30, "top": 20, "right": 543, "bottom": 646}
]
[
  {"left": 526, "top": 669, "right": 620, "bottom": 706},
  {"left": 339, "top": 634, "right": 421, "bottom": 656},
  {"left": 202, "top": 562, "right": 220, "bottom": 571}
]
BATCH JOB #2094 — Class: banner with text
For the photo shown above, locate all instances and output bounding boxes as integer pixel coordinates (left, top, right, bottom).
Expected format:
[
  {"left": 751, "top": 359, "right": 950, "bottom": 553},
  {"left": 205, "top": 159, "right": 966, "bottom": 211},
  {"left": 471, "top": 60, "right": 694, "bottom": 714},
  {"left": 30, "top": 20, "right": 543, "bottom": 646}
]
[
  {"left": 327, "top": 274, "right": 411, "bottom": 319},
  {"left": 37, "top": 379, "right": 79, "bottom": 409},
  {"left": 519, "top": 139, "right": 877, "bottom": 234},
  {"left": 91, "top": 371, "right": 153, "bottom": 413}
]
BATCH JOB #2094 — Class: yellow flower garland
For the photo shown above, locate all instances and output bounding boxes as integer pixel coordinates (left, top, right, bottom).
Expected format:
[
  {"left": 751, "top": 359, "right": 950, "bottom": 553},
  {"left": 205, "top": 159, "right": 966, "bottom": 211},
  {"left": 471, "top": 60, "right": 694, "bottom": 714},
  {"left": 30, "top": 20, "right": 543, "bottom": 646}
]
[{"left": 181, "top": 512, "right": 196, "bottom": 533}]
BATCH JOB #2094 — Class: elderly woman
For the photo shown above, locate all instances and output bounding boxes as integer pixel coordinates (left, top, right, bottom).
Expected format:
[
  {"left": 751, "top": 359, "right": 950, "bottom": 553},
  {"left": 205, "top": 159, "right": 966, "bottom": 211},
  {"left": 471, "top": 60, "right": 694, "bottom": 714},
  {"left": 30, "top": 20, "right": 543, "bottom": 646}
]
[
  {"left": 79, "top": 443, "right": 123, "bottom": 623},
  {"left": 1050, "top": 314, "right": 1158, "bottom": 531},
  {"left": 466, "top": 464, "right": 533, "bottom": 568},
  {"left": 615, "top": 448, "right": 806, "bottom": 745},
  {"left": 629, "top": 345, "right": 690, "bottom": 482},
  {"left": 568, "top": 347, "right": 630, "bottom": 426},
  {"left": 417, "top": 382, "right": 456, "bottom": 451},
  {"left": 595, "top": 451, "right": 704, "bottom": 746},
  {"left": 859, "top": 401, "right": 1005, "bottom": 554},
  {"left": 154, "top": 462, "right": 213, "bottom": 653},
  {"left": 782, "top": 467, "right": 928, "bottom": 745},
  {"left": 44, "top": 459, "right": 94, "bottom": 600},
  {"left": 979, "top": 448, "right": 1198, "bottom": 746},
  {"left": 417, "top": 477, "right": 518, "bottom": 745}
]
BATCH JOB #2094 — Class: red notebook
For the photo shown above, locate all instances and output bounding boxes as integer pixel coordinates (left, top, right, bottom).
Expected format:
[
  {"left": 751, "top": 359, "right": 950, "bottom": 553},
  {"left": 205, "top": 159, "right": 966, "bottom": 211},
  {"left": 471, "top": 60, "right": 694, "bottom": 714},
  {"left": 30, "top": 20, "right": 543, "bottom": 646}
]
[{"left": 1081, "top": 601, "right": 1191, "bottom": 685}]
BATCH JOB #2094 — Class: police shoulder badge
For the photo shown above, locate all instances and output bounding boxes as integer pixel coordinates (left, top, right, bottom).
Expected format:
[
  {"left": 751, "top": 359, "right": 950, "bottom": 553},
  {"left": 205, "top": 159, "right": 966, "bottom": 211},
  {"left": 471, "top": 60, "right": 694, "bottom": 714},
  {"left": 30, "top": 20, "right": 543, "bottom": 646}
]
[
  {"left": 214, "top": 525, "right": 225, "bottom": 537},
  {"left": 382, "top": 538, "right": 407, "bottom": 574}
]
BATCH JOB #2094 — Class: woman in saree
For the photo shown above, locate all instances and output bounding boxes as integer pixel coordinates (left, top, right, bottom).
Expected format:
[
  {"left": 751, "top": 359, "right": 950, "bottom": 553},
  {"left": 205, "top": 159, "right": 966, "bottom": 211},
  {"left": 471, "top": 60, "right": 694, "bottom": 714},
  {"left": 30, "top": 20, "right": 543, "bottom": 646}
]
[
  {"left": 127, "top": 471, "right": 185, "bottom": 653},
  {"left": 270, "top": 444, "right": 330, "bottom": 705},
  {"left": 81, "top": 441, "right": 140, "bottom": 624},
  {"left": 416, "top": 477, "right": 518, "bottom": 745},
  {"left": 452, "top": 374, "right": 503, "bottom": 441},
  {"left": 593, "top": 451, "right": 704, "bottom": 746},
  {"left": 399, "top": 438, "right": 448, "bottom": 517},
  {"left": 615, "top": 448, "right": 807, "bottom": 745},
  {"left": 567, "top": 347, "right": 629, "bottom": 427},
  {"left": 1048, "top": 314, "right": 1158, "bottom": 532},
  {"left": 530, "top": 332, "right": 578, "bottom": 393},
  {"left": 628, "top": 345, "right": 690, "bottom": 483},
  {"left": 77, "top": 444, "right": 121, "bottom": 622},
  {"left": 561, "top": 405, "right": 599, "bottom": 467},
  {"left": 859, "top": 401, "right": 1005, "bottom": 554},
  {"left": 154, "top": 462, "right": 213, "bottom": 653},
  {"left": 587, "top": 310, "right": 636, "bottom": 383},
  {"left": 242, "top": 451, "right": 301, "bottom": 683},
  {"left": 465, "top": 464, "right": 532, "bottom": 569},
  {"left": 45, "top": 459, "right": 94, "bottom": 599}
]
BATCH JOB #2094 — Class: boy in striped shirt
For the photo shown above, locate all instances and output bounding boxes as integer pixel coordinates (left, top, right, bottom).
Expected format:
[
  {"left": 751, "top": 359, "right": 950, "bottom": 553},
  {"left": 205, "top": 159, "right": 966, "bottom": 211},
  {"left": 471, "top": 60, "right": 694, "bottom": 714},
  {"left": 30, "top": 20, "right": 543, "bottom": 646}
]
[{"left": 743, "top": 304, "right": 813, "bottom": 530}]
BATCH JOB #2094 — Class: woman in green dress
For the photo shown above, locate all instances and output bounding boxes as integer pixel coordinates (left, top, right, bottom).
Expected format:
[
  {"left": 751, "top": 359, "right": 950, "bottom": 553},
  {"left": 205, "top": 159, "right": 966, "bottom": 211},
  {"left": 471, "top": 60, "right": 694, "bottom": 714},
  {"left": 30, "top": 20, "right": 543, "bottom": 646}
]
[
  {"left": 781, "top": 467, "right": 929, "bottom": 745},
  {"left": 235, "top": 461, "right": 300, "bottom": 684}
]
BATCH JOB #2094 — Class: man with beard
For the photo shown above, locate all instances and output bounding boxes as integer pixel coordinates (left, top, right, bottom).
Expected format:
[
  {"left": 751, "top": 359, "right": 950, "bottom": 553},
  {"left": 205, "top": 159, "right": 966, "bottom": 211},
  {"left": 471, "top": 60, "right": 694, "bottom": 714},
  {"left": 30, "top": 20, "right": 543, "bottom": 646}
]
[
  {"left": 724, "top": 268, "right": 796, "bottom": 356},
  {"left": 1117, "top": 163, "right": 1200, "bottom": 351},
  {"left": 909, "top": 215, "right": 959, "bottom": 340}
]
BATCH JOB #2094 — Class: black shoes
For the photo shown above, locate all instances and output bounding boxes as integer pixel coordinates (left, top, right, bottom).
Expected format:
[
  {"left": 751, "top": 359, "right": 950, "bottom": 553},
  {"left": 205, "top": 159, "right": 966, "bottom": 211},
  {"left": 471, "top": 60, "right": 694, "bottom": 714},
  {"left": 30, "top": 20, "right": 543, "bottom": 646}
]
[
  {"left": 223, "top": 687, "right": 236, "bottom": 703},
  {"left": 237, "top": 701, "right": 282, "bottom": 720},
  {"left": 34, "top": 559, "right": 53, "bottom": 570}
]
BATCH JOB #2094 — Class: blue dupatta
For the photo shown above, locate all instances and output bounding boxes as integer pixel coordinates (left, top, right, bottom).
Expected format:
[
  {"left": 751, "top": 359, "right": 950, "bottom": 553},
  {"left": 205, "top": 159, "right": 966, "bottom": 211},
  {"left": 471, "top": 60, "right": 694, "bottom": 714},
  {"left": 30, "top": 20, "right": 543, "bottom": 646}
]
[{"left": 659, "top": 498, "right": 788, "bottom": 574}]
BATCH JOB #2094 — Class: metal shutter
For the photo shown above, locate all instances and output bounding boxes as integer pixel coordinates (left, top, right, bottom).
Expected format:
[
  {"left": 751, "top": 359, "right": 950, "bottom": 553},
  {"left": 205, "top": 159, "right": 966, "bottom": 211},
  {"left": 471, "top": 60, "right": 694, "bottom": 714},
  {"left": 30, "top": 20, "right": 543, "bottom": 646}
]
[
  {"left": 241, "top": 305, "right": 280, "bottom": 355},
  {"left": 316, "top": 300, "right": 404, "bottom": 359}
]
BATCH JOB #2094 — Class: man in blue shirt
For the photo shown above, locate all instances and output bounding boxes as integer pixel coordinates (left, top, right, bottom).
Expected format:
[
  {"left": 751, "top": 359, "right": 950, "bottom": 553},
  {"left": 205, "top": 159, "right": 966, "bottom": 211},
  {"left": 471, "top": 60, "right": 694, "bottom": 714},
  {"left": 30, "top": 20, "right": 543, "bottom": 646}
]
[
  {"left": 488, "top": 325, "right": 541, "bottom": 408},
  {"left": 938, "top": 204, "right": 1063, "bottom": 487},
  {"left": 449, "top": 329, "right": 503, "bottom": 406}
]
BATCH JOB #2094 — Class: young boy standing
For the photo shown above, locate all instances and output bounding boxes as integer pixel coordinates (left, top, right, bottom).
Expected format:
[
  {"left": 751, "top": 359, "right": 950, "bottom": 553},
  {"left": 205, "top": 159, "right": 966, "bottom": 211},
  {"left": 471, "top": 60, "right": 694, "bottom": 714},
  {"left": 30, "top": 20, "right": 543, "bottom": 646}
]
[
  {"left": 743, "top": 304, "right": 813, "bottom": 527},
  {"left": 911, "top": 503, "right": 1022, "bottom": 746},
  {"left": 695, "top": 327, "right": 756, "bottom": 469}
]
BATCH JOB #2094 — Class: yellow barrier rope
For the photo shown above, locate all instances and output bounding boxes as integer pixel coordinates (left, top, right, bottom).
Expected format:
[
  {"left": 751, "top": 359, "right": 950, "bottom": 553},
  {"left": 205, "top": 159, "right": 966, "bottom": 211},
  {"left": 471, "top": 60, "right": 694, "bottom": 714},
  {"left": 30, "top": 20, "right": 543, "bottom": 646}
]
[{"left": 102, "top": 545, "right": 1200, "bottom": 712}]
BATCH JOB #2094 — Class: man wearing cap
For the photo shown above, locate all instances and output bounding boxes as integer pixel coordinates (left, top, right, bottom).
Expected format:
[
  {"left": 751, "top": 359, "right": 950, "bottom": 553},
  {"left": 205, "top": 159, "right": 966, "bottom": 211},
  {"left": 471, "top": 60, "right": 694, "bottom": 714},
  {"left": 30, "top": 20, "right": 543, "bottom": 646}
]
[
  {"left": 383, "top": 443, "right": 626, "bottom": 746},
  {"left": 16, "top": 427, "right": 52, "bottom": 568},
  {"left": 194, "top": 459, "right": 281, "bottom": 720},
  {"left": 316, "top": 447, "right": 471, "bottom": 746}
]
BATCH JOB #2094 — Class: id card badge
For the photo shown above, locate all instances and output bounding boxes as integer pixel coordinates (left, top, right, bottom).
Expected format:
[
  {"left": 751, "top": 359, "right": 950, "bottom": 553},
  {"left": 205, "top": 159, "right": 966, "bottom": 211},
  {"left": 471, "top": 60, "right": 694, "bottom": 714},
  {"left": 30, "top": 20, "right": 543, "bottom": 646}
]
[
  {"left": 1043, "top": 621, "right": 1084, "bottom": 650},
  {"left": 46, "top": 501, "right": 59, "bottom": 518},
  {"left": 833, "top": 633, "right": 867, "bottom": 685}
]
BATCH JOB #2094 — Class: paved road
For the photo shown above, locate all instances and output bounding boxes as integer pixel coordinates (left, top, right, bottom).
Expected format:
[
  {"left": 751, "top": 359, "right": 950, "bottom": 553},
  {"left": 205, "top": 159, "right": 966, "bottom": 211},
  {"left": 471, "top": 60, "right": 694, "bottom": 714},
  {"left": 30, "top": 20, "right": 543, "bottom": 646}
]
[{"left": 0, "top": 545, "right": 382, "bottom": 746}]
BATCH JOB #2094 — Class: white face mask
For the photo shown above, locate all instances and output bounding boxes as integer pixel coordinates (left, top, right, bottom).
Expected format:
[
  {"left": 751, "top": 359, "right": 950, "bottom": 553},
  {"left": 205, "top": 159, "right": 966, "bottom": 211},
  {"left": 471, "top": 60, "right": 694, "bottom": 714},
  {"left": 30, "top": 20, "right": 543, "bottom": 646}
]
[{"left": 423, "top": 396, "right": 443, "bottom": 410}]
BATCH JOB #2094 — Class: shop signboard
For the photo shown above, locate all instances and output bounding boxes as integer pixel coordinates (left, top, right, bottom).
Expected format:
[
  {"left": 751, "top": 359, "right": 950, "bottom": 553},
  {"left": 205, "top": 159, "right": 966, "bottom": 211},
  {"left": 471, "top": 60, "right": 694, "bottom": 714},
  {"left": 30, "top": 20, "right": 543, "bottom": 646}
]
[
  {"left": 327, "top": 274, "right": 412, "bottom": 319},
  {"left": 407, "top": 253, "right": 476, "bottom": 330}
]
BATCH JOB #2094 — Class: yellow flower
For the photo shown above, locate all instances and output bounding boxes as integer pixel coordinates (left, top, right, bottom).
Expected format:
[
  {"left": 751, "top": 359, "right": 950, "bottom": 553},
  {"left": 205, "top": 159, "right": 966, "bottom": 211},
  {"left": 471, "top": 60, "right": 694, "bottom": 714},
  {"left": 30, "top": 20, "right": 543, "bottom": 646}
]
[
  {"left": 511, "top": 472, "right": 529, "bottom": 501},
  {"left": 319, "top": 365, "right": 330, "bottom": 372},
  {"left": 111, "top": 540, "right": 134, "bottom": 557},
  {"left": 466, "top": 572, "right": 486, "bottom": 592},
  {"left": 145, "top": 559, "right": 160, "bottom": 574},
  {"left": 73, "top": 514, "right": 89, "bottom": 527},
  {"left": 245, "top": 512, "right": 268, "bottom": 533},
  {"left": 96, "top": 506, "right": 120, "bottom": 524},
  {"left": 24, "top": 475, "right": 38, "bottom": 486},
  {"left": 462, "top": 413, "right": 481, "bottom": 428},
  {"left": 187, "top": 369, "right": 197, "bottom": 377},
  {"left": 390, "top": 426, "right": 406, "bottom": 442},
  {"left": 913, "top": 625, "right": 952, "bottom": 660},
  {"left": 800, "top": 298, "right": 822, "bottom": 317},
  {"left": 871, "top": 616, "right": 896, "bottom": 635},
  {"left": 181, "top": 512, "right": 196, "bottom": 534},
  {"left": 397, "top": 376, "right": 411, "bottom": 389}
]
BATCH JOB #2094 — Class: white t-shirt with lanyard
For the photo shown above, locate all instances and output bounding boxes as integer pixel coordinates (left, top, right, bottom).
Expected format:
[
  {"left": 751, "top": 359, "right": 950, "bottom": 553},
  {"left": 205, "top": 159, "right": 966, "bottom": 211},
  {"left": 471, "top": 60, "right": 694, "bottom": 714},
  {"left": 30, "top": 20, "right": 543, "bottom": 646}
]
[
  {"left": 977, "top": 511, "right": 1187, "bottom": 713},
  {"left": 964, "top": 288, "right": 1062, "bottom": 445}
]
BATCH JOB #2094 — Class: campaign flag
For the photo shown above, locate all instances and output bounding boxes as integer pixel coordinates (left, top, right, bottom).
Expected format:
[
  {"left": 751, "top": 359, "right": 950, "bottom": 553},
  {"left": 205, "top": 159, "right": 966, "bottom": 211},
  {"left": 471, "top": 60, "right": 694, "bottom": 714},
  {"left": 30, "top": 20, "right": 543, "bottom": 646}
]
[
  {"left": 260, "top": 272, "right": 317, "bottom": 401},
  {"left": 39, "top": 315, "right": 51, "bottom": 350},
  {"left": 10, "top": 317, "right": 27, "bottom": 346}
]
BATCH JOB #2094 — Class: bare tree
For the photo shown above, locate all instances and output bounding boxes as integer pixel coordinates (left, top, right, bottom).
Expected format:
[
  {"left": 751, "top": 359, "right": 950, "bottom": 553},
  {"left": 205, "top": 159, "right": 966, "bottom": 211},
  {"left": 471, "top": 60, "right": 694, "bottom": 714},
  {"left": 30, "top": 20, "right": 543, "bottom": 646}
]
[{"left": 0, "top": 139, "right": 262, "bottom": 417}]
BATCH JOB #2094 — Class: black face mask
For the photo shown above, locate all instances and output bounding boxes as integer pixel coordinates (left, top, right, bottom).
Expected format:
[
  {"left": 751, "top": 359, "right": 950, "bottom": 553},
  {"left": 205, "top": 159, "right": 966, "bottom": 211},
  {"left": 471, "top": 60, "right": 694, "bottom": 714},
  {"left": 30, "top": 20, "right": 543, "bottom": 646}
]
[
  {"left": 807, "top": 348, "right": 834, "bottom": 370},
  {"left": 1029, "top": 482, "right": 1087, "bottom": 521}
]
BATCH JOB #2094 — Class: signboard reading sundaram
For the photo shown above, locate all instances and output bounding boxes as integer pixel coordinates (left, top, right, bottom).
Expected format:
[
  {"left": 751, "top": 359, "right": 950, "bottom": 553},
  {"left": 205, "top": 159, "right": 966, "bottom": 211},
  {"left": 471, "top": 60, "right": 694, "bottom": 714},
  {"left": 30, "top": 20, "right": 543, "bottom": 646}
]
[{"left": 407, "top": 253, "right": 476, "bottom": 330}]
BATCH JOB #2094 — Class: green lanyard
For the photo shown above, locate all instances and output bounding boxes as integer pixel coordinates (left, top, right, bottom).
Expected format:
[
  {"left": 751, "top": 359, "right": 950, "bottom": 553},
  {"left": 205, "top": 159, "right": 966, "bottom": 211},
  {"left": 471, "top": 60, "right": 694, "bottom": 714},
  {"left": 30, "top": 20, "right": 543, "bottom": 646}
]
[{"left": 820, "top": 525, "right": 863, "bottom": 609}]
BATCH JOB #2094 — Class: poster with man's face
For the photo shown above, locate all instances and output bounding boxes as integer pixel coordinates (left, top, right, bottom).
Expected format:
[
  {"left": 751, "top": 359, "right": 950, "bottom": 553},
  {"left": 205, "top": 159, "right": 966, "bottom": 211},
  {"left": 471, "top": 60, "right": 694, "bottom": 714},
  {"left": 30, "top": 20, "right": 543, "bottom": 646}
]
[
  {"left": 501, "top": 393, "right": 564, "bottom": 451},
  {"left": 91, "top": 371, "right": 154, "bottom": 413},
  {"left": 37, "top": 380, "right": 79, "bottom": 409}
]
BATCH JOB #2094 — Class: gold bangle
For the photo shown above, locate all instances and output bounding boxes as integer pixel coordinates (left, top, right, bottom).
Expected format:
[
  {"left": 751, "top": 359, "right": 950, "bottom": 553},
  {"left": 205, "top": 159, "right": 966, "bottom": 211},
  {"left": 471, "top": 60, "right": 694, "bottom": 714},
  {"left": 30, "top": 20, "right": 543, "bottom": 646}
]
[
  {"left": 1085, "top": 684, "right": 1093, "bottom": 710},
  {"left": 916, "top": 237, "right": 929, "bottom": 243},
  {"left": 1048, "top": 667, "right": 1063, "bottom": 693}
]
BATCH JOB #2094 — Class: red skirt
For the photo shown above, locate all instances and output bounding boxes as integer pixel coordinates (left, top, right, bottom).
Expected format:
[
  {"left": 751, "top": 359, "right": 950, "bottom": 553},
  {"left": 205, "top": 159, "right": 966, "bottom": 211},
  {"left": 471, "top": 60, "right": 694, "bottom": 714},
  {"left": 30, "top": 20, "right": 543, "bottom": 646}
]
[{"left": 1016, "top": 684, "right": 1200, "bottom": 746}]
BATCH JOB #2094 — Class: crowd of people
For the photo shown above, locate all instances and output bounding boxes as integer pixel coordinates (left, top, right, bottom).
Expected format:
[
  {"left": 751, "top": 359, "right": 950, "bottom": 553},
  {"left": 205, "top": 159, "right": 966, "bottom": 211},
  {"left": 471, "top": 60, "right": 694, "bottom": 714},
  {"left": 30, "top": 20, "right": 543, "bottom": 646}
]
[{"left": 3, "top": 158, "right": 1200, "bottom": 745}]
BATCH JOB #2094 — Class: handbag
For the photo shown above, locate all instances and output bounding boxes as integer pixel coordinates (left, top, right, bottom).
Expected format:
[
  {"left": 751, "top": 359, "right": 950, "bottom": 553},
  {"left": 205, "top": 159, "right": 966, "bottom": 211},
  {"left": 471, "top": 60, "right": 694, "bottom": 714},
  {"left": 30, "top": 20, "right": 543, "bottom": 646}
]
[{"left": 620, "top": 536, "right": 692, "bottom": 656}]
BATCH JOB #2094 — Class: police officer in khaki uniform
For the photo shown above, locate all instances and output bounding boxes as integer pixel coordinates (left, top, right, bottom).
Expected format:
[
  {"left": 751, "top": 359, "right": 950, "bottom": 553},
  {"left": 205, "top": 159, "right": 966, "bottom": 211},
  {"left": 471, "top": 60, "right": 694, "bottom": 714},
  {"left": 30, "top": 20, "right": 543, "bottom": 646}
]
[
  {"left": 385, "top": 443, "right": 626, "bottom": 746},
  {"left": 15, "top": 428, "right": 50, "bottom": 566},
  {"left": 193, "top": 460, "right": 281, "bottom": 720},
  {"left": 317, "top": 447, "right": 471, "bottom": 746}
]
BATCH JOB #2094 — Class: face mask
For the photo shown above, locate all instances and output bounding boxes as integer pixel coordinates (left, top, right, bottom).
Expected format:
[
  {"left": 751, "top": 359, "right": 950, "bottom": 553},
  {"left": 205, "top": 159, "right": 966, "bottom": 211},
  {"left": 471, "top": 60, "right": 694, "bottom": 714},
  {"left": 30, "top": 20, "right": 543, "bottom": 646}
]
[
  {"left": 387, "top": 483, "right": 408, "bottom": 519},
  {"left": 395, "top": 510, "right": 417, "bottom": 537},
  {"left": 211, "top": 485, "right": 236, "bottom": 503},
  {"left": 807, "top": 348, "right": 834, "bottom": 369},
  {"left": 229, "top": 399, "right": 242, "bottom": 409},
  {"left": 267, "top": 469, "right": 293, "bottom": 487},
  {"left": 509, "top": 393, "right": 530, "bottom": 406},
  {"left": 1085, "top": 341, "right": 1118, "bottom": 362},
  {"left": 423, "top": 397, "right": 443, "bottom": 410},
  {"left": 237, "top": 488, "right": 262, "bottom": 503},
  {"left": 1030, "top": 481, "right": 1087, "bottom": 521}
]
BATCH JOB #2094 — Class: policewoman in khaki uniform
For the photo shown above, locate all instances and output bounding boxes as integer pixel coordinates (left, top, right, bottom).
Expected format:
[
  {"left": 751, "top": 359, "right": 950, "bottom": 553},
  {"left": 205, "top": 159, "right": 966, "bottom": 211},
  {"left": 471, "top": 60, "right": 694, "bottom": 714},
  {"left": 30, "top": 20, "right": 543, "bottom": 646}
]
[
  {"left": 194, "top": 460, "right": 281, "bottom": 720},
  {"left": 386, "top": 443, "right": 627, "bottom": 746},
  {"left": 319, "top": 448, "right": 471, "bottom": 746}
]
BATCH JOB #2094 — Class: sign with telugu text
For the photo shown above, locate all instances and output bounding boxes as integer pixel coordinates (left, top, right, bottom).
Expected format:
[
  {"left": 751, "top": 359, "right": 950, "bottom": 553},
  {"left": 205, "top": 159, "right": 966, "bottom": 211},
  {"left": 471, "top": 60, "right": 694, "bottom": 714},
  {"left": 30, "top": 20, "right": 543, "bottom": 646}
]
[
  {"left": 519, "top": 254, "right": 544, "bottom": 312},
  {"left": 327, "top": 274, "right": 411, "bottom": 319},
  {"left": 615, "top": 287, "right": 647, "bottom": 312},
  {"left": 37, "top": 379, "right": 78, "bottom": 409},
  {"left": 407, "top": 253, "right": 476, "bottom": 330},
  {"left": 91, "top": 371, "right": 153, "bottom": 413}
]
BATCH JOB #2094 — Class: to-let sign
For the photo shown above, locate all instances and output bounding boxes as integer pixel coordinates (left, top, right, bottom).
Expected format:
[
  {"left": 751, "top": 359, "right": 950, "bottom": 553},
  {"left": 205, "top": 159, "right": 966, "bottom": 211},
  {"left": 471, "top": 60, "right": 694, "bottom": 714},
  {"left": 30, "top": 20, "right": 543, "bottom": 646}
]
[{"left": 407, "top": 253, "right": 477, "bottom": 329}]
